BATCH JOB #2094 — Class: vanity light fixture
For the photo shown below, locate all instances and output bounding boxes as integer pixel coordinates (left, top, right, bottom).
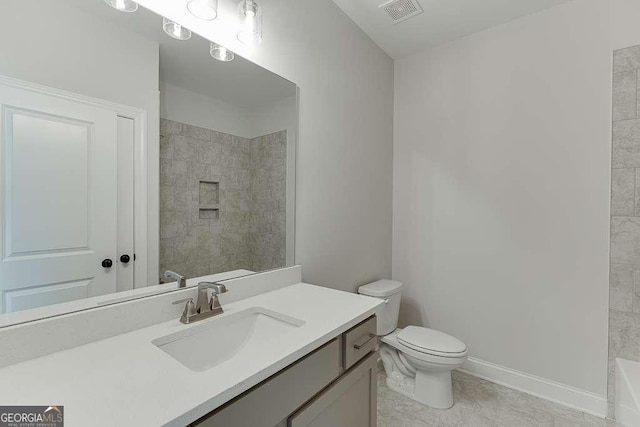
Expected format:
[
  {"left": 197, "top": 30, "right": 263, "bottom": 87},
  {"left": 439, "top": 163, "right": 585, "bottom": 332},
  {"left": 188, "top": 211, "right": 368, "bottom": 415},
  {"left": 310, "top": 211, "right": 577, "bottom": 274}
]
[
  {"left": 236, "top": 0, "right": 263, "bottom": 46},
  {"left": 187, "top": 0, "right": 218, "bottom": 21},
  {"left": 163, "top": 17, "right": 192, "bottom": 40},
  {"left": 104, "top": 0, "right": 138, "bottom": 12},
  {"left": 210, "top": 42, "right": 235, "bottom": 62}
]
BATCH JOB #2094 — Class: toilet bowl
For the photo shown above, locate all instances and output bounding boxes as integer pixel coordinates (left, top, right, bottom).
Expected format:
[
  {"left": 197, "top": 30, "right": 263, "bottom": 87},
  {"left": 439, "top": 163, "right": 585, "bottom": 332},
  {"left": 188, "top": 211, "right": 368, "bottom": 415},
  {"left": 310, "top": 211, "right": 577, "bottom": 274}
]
[
  {"left": 380, "top": 327, "right": 467, "bottom": 409},
  {"left": 358, "top": 280, "right": 467, "bottom": 409}
]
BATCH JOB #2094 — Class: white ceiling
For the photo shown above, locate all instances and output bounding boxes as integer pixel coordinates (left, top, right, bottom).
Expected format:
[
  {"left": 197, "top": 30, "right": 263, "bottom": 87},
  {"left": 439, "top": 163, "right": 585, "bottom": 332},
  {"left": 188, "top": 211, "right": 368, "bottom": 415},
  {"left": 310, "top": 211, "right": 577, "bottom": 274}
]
[
  {"left": 332, "top": 0, "right": 575, "bottom": 58},
  {"left": 64, "top": 0, "right": 295, "bottom": 109}
]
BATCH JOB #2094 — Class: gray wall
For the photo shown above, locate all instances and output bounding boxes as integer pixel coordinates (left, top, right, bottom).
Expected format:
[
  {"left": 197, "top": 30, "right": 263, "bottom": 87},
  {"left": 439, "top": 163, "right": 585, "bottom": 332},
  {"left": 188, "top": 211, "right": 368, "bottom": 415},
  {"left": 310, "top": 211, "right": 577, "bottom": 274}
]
[
  {"left": 609, "top": 44, "right": 640, "bottom": 414},
  {"left": 392, "top": 0, "right": 619, "bottom": 399},
  {"left": 159, "top": 118, "right": 286, "bottom": 280}
]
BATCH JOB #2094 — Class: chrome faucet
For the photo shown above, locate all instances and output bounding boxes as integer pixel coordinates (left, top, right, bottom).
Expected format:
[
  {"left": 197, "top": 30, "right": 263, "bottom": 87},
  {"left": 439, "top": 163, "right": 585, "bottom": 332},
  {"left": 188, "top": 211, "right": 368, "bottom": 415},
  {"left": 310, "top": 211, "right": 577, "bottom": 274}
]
[
  {"left": 164, "top": 270, "right": 186, "bottom": 288},
  {"left": 172, "top": 282, "right": 228, "bottom": 324}
]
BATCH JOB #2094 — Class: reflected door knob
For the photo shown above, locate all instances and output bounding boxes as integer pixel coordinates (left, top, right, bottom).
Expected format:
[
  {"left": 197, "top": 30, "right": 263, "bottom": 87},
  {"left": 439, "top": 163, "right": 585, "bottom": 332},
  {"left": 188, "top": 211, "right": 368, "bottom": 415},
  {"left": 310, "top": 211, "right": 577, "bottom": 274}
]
[
  {"left": 120, "top": 254, "right": 131, "bottom": 264},
  {"left": 102, "top": 258, "right": 113, "bottom": 268}
]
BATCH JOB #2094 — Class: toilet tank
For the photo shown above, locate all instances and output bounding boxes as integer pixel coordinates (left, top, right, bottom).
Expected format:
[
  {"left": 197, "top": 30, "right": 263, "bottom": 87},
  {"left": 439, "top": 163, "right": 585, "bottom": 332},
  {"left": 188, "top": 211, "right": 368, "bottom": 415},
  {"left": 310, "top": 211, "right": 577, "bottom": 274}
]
[{"left": 358, "top": 280, "right": 402, "bottom": 336}]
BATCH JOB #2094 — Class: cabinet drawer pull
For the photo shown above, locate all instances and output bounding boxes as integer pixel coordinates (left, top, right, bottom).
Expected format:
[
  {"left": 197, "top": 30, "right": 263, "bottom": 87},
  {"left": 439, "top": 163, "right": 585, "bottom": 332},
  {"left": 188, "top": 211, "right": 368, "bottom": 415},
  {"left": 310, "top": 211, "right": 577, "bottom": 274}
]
[{"left": 353, "top": 333, "right": 376, "bottom": 350}]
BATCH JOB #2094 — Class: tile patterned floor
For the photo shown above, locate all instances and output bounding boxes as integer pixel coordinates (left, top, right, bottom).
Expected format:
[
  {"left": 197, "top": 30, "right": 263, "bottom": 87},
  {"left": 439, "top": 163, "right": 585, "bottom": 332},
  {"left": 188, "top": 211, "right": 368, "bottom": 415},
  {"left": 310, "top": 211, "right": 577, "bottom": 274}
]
[{"left": 377, "top": 371, "right": 619, "bottom": 426}]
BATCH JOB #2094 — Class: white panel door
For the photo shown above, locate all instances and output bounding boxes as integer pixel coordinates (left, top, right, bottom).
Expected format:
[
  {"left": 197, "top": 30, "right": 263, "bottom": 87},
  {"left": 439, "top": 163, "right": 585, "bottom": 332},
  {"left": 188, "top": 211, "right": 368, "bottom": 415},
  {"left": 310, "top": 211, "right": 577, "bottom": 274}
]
[
  {"left": 0, "top": 83, "right": 118, "bottom": 313},
  {"left": 117, "top": 116, "right": 135, "bottom": 292}
]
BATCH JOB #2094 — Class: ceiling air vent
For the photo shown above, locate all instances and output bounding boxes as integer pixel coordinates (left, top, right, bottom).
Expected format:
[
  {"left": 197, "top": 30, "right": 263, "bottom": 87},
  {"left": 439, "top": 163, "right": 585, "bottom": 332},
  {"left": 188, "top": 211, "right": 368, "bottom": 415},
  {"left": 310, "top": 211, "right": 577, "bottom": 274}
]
[{"left": 379, "top": 0, "right": 423, "bottom": 24}]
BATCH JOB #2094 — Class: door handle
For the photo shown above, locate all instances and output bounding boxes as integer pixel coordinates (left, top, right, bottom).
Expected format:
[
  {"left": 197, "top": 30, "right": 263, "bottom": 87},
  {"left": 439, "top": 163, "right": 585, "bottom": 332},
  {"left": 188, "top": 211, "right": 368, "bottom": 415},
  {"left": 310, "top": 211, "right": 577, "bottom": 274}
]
[
  {"left": 120, "top": 254, "right": 131, "bottom": 264},
  {"left": 102, "top": 259, "right": 113, "bottom": 268}
]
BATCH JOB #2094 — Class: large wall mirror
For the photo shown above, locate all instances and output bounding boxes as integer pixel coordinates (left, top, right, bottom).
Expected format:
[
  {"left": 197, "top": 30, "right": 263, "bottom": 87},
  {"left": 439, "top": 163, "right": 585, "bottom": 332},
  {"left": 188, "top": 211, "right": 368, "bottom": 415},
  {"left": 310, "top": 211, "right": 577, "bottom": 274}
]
[{"left": 0, "top": 0, "right": 297, "bottom": 326}]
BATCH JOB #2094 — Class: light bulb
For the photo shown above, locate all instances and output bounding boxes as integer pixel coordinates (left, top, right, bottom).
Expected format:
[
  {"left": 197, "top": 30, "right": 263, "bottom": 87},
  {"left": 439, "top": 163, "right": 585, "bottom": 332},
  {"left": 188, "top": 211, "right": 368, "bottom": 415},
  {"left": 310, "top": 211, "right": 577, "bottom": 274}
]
[
  {"left": 210, "top": 42, "right": 234, "bottom": 62},
  {"left": 162, "top": 17, "right": 192, "bottom": 41},
  {"left": 104, "top": 0, "right": 138, "bottom": 12},
  {"left": 237, "top": 0, "right": 262, "bottom": 46},
  {"left": 187, "top": 0, "right": 218, "bottom": 21}
]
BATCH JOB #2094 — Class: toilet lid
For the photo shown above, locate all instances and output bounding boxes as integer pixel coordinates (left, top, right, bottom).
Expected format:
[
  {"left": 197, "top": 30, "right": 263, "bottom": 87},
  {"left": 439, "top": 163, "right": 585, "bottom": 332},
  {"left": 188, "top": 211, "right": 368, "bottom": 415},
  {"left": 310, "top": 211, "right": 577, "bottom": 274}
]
[{"left": 397, "top": 326, "right": 467, "bottom": 355}]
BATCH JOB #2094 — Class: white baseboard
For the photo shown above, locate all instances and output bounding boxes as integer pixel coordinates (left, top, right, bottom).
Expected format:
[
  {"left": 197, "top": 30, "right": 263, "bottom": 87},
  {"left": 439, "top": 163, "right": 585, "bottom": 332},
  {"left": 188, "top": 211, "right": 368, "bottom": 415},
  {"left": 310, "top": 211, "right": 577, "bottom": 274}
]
[{"left": 458, "top": 357, "right": 608, "bottom": 418}]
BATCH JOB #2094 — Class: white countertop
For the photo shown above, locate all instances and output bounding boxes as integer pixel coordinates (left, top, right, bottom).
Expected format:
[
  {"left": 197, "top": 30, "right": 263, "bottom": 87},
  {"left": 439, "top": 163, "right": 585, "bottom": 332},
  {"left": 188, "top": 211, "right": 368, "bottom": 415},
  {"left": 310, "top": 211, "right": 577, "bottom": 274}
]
[{"left": 0, "top": 283, "right": 381, "bottom": 427}]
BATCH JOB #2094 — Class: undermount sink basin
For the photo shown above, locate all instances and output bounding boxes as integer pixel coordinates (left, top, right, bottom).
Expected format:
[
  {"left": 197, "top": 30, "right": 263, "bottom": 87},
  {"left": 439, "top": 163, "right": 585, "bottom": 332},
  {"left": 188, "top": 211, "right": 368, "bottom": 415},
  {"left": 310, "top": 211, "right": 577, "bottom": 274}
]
[{"left": 152, "top": 307, "right": 305, "bottom": 372}]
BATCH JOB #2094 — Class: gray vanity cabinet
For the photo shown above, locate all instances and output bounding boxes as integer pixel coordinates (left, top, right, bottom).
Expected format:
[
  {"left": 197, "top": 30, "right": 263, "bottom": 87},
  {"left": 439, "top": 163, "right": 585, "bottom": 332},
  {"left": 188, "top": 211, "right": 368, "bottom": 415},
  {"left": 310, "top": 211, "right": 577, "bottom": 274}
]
[
  {"left": 287, "top": 352, "right": 377, "bottom": 427},
  {"left": 191, "top": 316, "right": 378, "bottom": 427}
]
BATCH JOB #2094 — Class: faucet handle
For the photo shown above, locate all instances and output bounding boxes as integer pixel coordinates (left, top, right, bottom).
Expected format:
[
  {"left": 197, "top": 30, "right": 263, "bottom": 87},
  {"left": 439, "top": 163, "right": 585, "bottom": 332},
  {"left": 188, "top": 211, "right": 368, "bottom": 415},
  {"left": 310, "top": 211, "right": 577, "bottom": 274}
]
[
  {"left": 173, "top": 298, "right": 196, "bottom": 323},
  {"left": 172, "top": 297, "right": 193, "bottom": 305},
  {"left": 198, "top": 282, "right": 228, "bottom": 294}
]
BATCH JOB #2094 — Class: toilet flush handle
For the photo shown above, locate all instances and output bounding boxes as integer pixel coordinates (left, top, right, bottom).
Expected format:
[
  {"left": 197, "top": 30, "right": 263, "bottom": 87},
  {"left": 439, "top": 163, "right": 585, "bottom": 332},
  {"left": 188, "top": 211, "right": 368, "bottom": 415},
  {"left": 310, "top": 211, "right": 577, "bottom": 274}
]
[{"left": 383, "top": 298, "right": 389, "bottom": 304}]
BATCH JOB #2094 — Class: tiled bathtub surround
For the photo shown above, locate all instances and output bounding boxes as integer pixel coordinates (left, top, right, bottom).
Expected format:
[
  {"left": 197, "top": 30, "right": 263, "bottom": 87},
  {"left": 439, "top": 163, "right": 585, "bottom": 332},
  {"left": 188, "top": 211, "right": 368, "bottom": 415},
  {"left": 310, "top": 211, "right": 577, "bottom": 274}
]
[
  {"left": 609, "top": 44, "right": 640, "bottom": 416},
  {"left": 159, "top": 118, "right": 286, "bottom": 280}
]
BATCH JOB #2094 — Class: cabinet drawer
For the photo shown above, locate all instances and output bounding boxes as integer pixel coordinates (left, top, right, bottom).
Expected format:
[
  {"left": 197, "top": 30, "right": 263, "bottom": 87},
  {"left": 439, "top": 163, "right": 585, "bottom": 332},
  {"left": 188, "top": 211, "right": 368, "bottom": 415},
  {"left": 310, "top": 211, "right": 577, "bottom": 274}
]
[
  {"left": 193, "top": 339, "right": 341, "bottom": 427},
  {"left": 343, "top": 316, "right": 376, "bottom": 370}
]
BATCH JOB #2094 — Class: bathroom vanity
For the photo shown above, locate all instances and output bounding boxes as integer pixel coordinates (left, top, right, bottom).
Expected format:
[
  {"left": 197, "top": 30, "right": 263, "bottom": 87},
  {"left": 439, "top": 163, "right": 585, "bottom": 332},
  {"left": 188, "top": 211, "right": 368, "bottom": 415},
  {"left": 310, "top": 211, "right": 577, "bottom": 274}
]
[
  {"left": 0, "top": 268, "right": 382, "bottom": 427},
  {"left": 194, "top": 315, "right": 378, "bottom": 427}
]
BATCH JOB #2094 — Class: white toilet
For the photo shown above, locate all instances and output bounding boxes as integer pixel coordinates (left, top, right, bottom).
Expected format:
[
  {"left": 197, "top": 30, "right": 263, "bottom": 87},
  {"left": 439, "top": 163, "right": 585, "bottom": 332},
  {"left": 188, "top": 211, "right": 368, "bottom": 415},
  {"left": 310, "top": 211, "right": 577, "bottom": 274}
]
[{"left": 358, "top": 279, "right": 467, "bottom": 409}]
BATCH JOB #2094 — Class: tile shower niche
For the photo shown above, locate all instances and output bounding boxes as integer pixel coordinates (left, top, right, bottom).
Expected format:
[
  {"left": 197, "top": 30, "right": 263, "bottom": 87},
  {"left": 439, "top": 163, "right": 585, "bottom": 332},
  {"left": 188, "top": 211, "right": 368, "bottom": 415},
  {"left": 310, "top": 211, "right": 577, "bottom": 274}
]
[{"left": 199, "top": 181, "right": 220, "bottom": 220}]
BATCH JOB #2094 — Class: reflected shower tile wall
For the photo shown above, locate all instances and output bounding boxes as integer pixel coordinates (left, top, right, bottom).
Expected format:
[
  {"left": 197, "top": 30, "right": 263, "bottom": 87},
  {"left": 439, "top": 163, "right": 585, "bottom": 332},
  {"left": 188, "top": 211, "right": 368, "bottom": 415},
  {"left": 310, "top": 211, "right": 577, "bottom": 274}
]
[
  {"left": 609, "top": 45, "right": 640, "bottom": 416},
  {"left": 159, "top": 120, "right": 287, "bottom": 281},
  {"left": 159, "top": 119, "right": 253, "bottom": 280},
  {"left": 249, "top": 131, "right": 287, "bottom": 272}
]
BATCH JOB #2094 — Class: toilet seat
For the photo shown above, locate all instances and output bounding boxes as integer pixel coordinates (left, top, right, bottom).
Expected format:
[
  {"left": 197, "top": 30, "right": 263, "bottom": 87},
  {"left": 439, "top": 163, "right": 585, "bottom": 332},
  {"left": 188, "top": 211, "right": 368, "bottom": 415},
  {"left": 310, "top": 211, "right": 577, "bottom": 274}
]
[
  {"left": 382, "top": 329, "right": 468, "bottom": 366},
  {"left": 397, "top": 326, "right": 467, "bottom": 358}
]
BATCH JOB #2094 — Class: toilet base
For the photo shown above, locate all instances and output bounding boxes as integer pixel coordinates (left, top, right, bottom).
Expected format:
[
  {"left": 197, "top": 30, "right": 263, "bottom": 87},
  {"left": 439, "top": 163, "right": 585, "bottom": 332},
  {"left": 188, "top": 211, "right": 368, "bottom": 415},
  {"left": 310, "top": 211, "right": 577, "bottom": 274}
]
[
  {"left": 385, "top": 369, "right": 416, "bottom": 398},
  {"left": 414, "top": 370, "right": 454, "bottom": 409},
  {"left": 380, "top": 338, "right": 464, "bottom": 410},
  {"left": 385, "top": 368, "right": 454, "bottom": 409}
]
